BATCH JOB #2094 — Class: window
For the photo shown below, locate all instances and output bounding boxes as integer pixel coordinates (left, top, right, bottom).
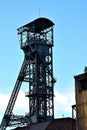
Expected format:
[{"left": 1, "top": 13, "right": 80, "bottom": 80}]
[{"left": 79, "top": 78, "right": 87, "bottom": 91}]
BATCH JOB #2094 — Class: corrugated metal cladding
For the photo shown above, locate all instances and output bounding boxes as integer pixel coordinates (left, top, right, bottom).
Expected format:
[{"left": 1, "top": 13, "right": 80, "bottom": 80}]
[{"left": 12, "top": 118, "right": 76, "bottom": 130}]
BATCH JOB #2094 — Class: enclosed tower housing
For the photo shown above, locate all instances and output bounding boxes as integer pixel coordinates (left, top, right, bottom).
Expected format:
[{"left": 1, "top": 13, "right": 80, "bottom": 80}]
[
  {"left": 17, "top": 18, "right": 55, "bottom": 123},
  {"left": 75, "top": 72, "right": 87, "bottom": 130}
]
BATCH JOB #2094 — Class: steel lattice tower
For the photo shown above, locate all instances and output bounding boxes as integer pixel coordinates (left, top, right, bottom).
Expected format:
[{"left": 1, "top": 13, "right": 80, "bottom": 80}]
[{"left": 0, "top": 18, "right": 55, "bottom": 130}]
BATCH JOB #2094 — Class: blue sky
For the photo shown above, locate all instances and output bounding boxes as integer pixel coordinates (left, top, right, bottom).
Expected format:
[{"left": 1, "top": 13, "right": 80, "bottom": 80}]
[{"left": 0, "top": 0, "right": 87, "bottom": 126}]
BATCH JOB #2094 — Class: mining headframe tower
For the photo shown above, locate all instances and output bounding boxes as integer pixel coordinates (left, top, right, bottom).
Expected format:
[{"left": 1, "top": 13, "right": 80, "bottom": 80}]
[{"left": 0, "top": 17, "right": 56, "bottom": 130}]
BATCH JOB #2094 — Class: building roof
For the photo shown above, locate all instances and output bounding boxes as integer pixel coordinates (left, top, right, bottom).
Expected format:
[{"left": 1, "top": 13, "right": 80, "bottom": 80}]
[
  {"left": 74, "top": 72, "right": 87, "bottom": 79},
  {"left": 11, "top": 118, "right": 76, "bottom": 130},
  {"left": 11, "top": 120, "right": 51, "bottom": 130},
  {"left": 17, "top": 17, "right": 54, "bottom": 33},
  {"left": 46, "top": 118, "right": 76, "bottom": 130}
]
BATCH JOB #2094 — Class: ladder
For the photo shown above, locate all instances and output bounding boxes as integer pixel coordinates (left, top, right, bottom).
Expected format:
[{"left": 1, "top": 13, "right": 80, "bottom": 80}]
[{"left": 0, "top": 58, "right": 29, "bottom": 130}]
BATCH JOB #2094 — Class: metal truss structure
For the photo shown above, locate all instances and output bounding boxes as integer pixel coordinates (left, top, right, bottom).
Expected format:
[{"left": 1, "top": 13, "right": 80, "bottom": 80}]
[{"left": 0, "top": 18, "right": 55, "bottom": 130}]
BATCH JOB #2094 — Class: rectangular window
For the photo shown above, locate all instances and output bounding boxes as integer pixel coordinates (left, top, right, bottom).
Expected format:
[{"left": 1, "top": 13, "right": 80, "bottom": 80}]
[{"left": 79, "top": 78, "right": 87, "bottom": 91}]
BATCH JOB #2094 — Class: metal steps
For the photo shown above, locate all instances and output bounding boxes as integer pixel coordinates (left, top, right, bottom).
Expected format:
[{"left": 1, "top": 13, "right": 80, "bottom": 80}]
[{"left": 0, "top": 58, "right": 29, "bottom": 130}]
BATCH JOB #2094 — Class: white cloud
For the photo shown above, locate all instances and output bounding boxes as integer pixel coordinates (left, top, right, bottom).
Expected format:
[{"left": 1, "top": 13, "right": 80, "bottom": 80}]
[
  {"left": 0, "top": 89, "right": 75, "bottom": 123},
  {"left": 0, "top": 91, "right": 29, "bottom": 113},
  {"left": 54, "top": 89, "right": 75, "bottom": 118},
  {"left": 0, "top": 93, "right": 10, "bottom": 110},
  {"left": 13, "top": 91, "right": 29, "bottom": 114},
  {"left": 0, "top": 91, "right": 29, "bottom": 122},
  {"left": 0, "top": 93, "right": 10, "bottom": 122}
]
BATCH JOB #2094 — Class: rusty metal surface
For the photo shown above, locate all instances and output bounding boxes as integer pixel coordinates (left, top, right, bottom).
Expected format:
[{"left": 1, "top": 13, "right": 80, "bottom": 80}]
[
  {"left": 46, "top": 118, "right": 76, "bottom": 130},
  {"left": 75, "top": 73, "right": 87, "bottom": 130}
]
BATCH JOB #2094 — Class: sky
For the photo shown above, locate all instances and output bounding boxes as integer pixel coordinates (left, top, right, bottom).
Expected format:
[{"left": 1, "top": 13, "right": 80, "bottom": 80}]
[{"left": 0, "top": 0, "right": 87, "bottom": 128}]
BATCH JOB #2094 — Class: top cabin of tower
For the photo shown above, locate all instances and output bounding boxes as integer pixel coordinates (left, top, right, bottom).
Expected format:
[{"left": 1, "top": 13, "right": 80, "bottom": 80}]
[
  {"left": 17, "top": 18, "right": 54, "bottom": 49},
  {"left": 17, "top": 17, "right": 54, "bottom": 33}
]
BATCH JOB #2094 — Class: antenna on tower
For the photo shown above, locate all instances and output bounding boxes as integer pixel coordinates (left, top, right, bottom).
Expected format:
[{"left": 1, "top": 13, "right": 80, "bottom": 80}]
[{"left": 39, "top": 8, "right": 41, "bottom": 17}]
